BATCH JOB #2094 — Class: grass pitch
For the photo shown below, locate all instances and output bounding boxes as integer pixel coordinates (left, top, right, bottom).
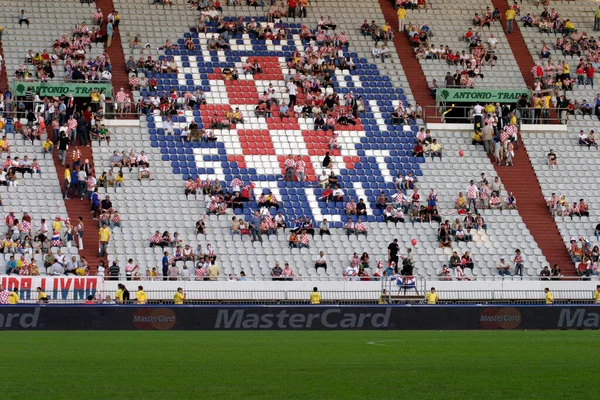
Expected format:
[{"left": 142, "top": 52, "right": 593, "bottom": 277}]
[{"left": 6, "top": 330, "right": 597, "bottom": 399}]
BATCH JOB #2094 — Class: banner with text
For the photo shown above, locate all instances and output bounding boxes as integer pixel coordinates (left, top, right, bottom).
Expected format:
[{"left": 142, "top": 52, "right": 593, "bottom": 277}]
[
  {"left": 11, "top": 82, "right": 113, "bottom": 98},
  {"left": 0, "top": 276, "right": 103, "bottom": 302},
  {"left": 1, "top": 305, "right": 599, "bottom": 330},
  {"left": 436, "top": 88, "right": 529, "bottom": 103}
]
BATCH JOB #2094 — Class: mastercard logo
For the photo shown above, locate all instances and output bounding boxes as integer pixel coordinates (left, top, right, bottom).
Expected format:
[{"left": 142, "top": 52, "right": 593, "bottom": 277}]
[
  {"left": 132, "top": 308, "right": 177, "bottom": 330},
  {"left": 479, "top": 307, "right": 522, "bottom": 329}
]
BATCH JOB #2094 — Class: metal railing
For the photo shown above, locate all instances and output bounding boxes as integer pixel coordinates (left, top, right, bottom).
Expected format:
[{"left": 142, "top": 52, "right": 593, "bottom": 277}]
[
  {"left": 11, "top": 287, "right": 600, "bottom": 305},
  {"left": 99, "top": 274, "right": 597, "bottom": 282},
  {"left": 423, "top": 105, "right": 564, "bottom": 124},
  {"left": 10, "top": 289, "right": 384, "bottom": 305},
  {"left": 0, "top": 99, "right": 139, "bottom": 120}
]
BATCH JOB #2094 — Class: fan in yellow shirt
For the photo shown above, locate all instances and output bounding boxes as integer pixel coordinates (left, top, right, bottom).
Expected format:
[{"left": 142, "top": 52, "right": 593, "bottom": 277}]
[
  {"left": 136, "top": 286, "right": 147, "bottom": 304},
  {"left": 544, "top": 288, "right": 554, "bottom": 304},
  {"left": 174, "top": 287, "right": 185, "bottom": 304},
  {"left": 37, "top": 287, "right": 48, "bottom": 303},
  {"left": 8, "top": 289, "right": 19, "bottom": 304},
  {"left": 594, "top": 285, "right": 600, "bottom": 304},
  {"left": 310, "top": 287, "right": 321, "bottom": 304},
  {"left": 426, "top": 287, "right": 439, "bottom": 304},
  {"left": 115, "top": 287, "right": 124, "bottom": 304},
  {"left": 42, "top": 138, "right": 54, "bottom": 151}
]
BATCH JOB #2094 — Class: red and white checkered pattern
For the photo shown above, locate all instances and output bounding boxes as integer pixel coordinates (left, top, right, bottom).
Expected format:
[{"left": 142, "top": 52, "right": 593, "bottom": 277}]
[
  {"left": 231, "top": 178, "right": 243, "bottom": 188},
  {"left": 185, "top": 181, "right": 197, "bottom": 191},
  {"left": 467, "top": 185, "right": 477, "bottom": 199},
  {"left": 300, "top": 233, "right": 310, "bottom": 245},
  {"left": 116, "top": 90, "right": 127, "bottom": 103},
  {"left": 0, "top": 290, "right": 9, "bottom": 304},
  {"left": 284, "top": 158, "right": 296, "bottom": 168}
]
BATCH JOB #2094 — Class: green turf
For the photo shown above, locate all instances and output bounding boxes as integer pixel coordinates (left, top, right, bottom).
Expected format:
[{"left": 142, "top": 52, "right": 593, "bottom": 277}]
[{"left": 6, "top": 331, "right": 598, "bottom": 399}]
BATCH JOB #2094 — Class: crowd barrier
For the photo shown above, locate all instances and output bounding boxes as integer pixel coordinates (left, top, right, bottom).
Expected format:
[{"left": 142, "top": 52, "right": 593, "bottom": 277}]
[{"left": 0, "top": 305, "right": 599, "bottom": 330}]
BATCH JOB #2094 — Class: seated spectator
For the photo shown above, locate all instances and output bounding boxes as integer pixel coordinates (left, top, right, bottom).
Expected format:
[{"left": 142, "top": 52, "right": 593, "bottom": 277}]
[
  {"left": 344, "top": 218, "right": 355, "bottom": 237},
  {"left": 547, "top": 149, "right": 558, "bottom": 169},
  {"left": 298, "top": 230, "right": 310, "bottom": 248},
  {"left": 430, "top": 139, "right": 442, "bottom": 160},
  {"left": 319, "top": 219, "right": 330, "bottom": 237},
  {"left": 489, "top": 192, "right": 502, "bottom": 209},
  {"left": 376, "top": 192, "right": 389, "bottom": 210},
  {"left": 355, "top": 218, "right": 367, "bottom": 237},
  {"left": 345, "top": 198, "right": 357, "bottom": 215},
  {"left": 331, "top": 185, "right": 344, "bottom": 203},
  {"left": 137, "top": 162, "right": 153, "bottom": 181},
  {"left": 315, "top": 251, "right": 327, "bottom": 271},
  {"left": 455, "top": 192, "right": 468, "bottom": 211},
  {"left": 539, "top": 265, "right": 551, "bottom": 280},
  {"left": 288, "top": 231, "right": 298, "bottom": 248},
  {"left": 271, "top": 262, "right": 283, "bottom": 281},
  {"left": 461, "top": 252, "right": 474, "bottom": 271},
  {"left": 496, "top": 257, "right": 511, "bottom": 276}
]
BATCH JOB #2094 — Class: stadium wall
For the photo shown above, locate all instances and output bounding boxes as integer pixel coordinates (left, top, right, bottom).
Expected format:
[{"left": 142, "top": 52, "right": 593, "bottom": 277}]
[
  {"left": 0, "top": 305, "right": 599, "bottom": 330},
  {"left": 1, "top": 277, "right": 599, "bottom": 302}
]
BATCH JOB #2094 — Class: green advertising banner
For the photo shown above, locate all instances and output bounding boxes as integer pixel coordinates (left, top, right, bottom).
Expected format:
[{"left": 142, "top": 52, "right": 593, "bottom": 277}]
[
  {"left": 11, "top": 82, "right": 113, "bottom": 99},
  {"left": 436, "top": 88, "right": 528, "bottom": 103}
]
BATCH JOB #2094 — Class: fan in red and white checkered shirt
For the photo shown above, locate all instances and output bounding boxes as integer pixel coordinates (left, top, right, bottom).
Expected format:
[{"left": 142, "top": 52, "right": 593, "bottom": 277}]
[
  {"left": 299, "top": 231, "right": 310, "bottom": 247},
  {"left": 195, "top": 266, "right": 207, "bottom": 280},
  {"left": 282, "top": 263, "right": 295, "bottom": 278},
  {"left": 231, "top": 177, "right": 244, "bottom": 191},
  {"left": 0, "top": 286, "right": 10, "bottom": 304},
  {"left": 355, "top": 219, "right": 367, "bottom": 235}
]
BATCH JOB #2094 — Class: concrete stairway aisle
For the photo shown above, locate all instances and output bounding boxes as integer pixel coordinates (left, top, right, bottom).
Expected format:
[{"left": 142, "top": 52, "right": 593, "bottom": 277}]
[
  {"left": 491, "top": 138, "right": 575, "bottom": 275},
  {"left": 50, "top": 132, "right": 105, "bottom": 272},
  {"left": 0, "top": 37, "right": 8, "bottom": 92},
  {"left": 96, "top": 0, "right": 134, "bottom": 118},
  {"left": 490, "top": 0, "right": 534, "bottom": 88},
  {"left": 376, "top": 1, "right": 439, "bottom": 122}
]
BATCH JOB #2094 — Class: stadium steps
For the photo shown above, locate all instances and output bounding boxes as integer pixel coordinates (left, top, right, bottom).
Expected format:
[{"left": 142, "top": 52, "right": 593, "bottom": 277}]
[
  {"left": 490, "top": 0, "right": 535, "bottom": 88},
  {"left": 487, "top": 136, "right": 575, "bottom": 275},
  {"left": 376, "top": 0, "right": 439, "bottom": 123},
  {"left": 48, "top": 125, "right": 105, "bottom": 272},
  {"left": 96, "top": 0, "right": 135, "bottom": 119},
  {"left": 491, "top": 0, "right": 558, "bottom": 122},
  {"left": 0, "top": 39, "right": 8, "bottom": 92}
]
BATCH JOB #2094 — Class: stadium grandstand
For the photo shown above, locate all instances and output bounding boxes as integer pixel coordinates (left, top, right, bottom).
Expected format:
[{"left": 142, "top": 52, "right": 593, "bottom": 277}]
[{"left": 0, "top": 0, "right": 600, "bottom": 305}]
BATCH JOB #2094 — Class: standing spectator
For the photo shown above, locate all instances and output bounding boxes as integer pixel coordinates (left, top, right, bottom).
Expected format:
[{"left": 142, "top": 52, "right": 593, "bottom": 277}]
[
  {"left": 98, "top": 223, "right": 110, "bottom": 257},
  {"left": 426, "top": 287, "right": 438, "bottom": 304},
  {"left": 310, "top": 287, "right": 321, "bottom": 304},
  {"left": 106, "top": 20, "right": 114, "bottom": 48},
  {"left": 467, "top": 180, "right": 478, "bottom": 213},
  {"left": 57, "top": 132, "right": 70, "bottom": 166},
  {"left": 0, "top": 285, "right": 10, "bottom": 304},
  {"left": 544, "top": 288, "right": 554, "bottom": 304},
  {"left": 505, "top": 6, "right": 515, "bottom": 34},
  {"left": 397, "top": 7, "right": 407, "bottom": 32},
  {"left": 388, "top": 238, "right": 400, "bottom": 268},
  {"left": 514, "top": 249, "right": 524, "bottom": 277},
  {"left": 295, "top": 156, "right": 305, "bottom": 182},
  {"left": 248, "top": 210, "right": 263, "bottom": 244},
  {"left": 284, "top": 154, "right": 295, "bottom": 181}
]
